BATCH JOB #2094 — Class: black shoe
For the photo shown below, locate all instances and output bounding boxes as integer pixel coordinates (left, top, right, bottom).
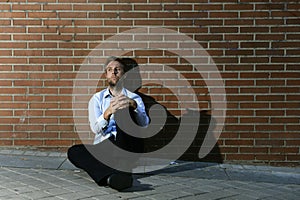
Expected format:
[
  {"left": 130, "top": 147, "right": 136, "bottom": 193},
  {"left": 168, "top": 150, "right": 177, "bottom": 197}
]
[
  {"left": 107, "top": 173, "right": 133, "bottom": 191},
  {"left": 96, "top": 176, "right": 109, "bottom": 187}
]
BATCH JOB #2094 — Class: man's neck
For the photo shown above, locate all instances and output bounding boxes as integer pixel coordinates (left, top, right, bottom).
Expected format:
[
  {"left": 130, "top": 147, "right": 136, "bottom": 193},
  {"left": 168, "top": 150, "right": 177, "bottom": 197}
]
[{"left": 108, "top": 86, "right": 123, "bottom": 97}]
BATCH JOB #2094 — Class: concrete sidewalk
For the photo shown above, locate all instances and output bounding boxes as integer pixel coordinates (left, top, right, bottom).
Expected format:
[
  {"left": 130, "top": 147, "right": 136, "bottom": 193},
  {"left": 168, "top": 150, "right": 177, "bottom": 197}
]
[{"left": 0, "top": 148, "right": 299, "bottom": 200}]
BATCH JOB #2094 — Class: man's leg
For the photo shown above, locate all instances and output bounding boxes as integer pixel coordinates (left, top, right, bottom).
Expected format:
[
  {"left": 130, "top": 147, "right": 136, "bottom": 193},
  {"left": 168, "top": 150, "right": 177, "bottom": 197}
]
[{"left": 67, "top": 143, "right": 114, "bottom": 186}]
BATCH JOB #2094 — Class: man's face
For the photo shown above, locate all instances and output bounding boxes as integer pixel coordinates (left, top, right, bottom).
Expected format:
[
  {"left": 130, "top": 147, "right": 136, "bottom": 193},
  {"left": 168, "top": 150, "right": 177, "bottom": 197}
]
[{"left": 105, "top": 61, "right": 125, "bottom": 87}]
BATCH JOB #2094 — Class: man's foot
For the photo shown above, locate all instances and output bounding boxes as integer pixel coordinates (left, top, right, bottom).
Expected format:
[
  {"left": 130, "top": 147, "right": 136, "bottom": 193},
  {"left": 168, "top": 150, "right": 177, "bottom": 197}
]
[
  {"left": 97, "top": 176, "right": 109, "bottom": 187},
  {"left": 107, "top": 173, "right": 133, "bottom": 191}
]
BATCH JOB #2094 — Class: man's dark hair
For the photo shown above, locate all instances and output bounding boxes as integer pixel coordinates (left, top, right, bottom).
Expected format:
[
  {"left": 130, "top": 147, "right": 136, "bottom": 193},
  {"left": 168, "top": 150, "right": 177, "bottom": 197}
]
[{"left": 104, "top": 56, "right": 126, "bottom": 69}]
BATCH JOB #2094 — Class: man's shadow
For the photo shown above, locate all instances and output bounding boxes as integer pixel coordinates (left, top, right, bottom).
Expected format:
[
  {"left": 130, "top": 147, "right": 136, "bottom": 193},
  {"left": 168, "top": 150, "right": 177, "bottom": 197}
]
[{"left": 120, "top": 58, "right": 223, "bottom": 163}]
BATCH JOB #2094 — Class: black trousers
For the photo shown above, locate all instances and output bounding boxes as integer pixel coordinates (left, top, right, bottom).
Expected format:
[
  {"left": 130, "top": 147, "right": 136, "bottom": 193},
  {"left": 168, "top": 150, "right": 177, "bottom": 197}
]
[{"left": 67, "top": 126, "right": 143, "bottom": 186}]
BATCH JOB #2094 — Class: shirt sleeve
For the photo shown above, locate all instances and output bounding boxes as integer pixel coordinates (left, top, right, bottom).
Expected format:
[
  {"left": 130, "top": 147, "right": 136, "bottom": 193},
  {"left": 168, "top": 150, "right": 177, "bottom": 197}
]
[
  {"left": 132, "top": 95, "right": 150, "bottom": 127},
  {"left": 88, "top": 95, "right": 108, "bottom": 135}
]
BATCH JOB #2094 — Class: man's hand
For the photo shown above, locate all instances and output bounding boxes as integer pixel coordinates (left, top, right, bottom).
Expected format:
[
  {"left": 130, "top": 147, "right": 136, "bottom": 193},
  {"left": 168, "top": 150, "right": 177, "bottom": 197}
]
[
  {"left": 104, "top": 94, "right": 137, "bottom": 120},
  {"left": 117, "top": 94, "right": 137, "bottom": 110}
]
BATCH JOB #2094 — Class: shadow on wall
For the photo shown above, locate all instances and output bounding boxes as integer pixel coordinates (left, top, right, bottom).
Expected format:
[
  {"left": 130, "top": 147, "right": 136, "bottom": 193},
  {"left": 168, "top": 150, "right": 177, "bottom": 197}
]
[
  {"left": 138, "top": 93, "right": 223, "bottom": 163},
  {"left": 121, "top": 57, "right": 223, "bottom": 163}
]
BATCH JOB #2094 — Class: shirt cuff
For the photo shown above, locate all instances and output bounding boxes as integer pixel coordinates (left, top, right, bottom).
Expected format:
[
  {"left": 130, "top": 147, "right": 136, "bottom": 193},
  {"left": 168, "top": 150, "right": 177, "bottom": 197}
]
[{"left": 95, "top": 115, "right": 108, "bottom": 134}]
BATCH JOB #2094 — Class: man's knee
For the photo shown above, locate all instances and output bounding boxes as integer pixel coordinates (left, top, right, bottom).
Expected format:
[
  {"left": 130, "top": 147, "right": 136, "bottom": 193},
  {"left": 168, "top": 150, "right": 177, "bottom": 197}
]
[{"left": 67, "top": 144, "right": 84, "bottom": 162}]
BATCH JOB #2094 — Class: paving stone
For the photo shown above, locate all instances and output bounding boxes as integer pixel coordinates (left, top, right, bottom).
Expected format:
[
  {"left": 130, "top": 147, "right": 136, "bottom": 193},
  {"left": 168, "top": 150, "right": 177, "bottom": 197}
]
[{"left": 0, "top": 149, "right": 300, "bottom": 199}]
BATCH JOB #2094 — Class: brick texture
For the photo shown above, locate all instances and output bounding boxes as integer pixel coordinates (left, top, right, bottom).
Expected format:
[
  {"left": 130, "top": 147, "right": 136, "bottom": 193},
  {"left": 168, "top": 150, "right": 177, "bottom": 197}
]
[{"left": 0, "top": 0, "right": 299, "bottom": 166}]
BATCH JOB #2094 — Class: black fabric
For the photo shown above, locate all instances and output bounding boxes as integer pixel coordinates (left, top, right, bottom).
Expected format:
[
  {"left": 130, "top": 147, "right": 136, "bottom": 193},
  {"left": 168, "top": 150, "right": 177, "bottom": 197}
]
[
  {"left": 67, "top": 119, "right": 143, "bottom": 185},
  {"left": 67, "top": 142, "right": 115, "bottom": 185}
]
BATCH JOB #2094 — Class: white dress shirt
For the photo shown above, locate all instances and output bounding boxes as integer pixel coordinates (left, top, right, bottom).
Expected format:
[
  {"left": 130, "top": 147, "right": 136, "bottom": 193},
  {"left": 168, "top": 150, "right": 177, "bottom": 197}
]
[{"left": 88, "top": 88, "right": 149, "bottom": 144}]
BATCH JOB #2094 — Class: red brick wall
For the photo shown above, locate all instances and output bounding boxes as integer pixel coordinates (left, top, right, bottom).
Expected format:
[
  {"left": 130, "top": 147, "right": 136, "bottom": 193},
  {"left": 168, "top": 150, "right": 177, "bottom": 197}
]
[{"left": 0, "top": 0, "right": 299, "bottom": 166}]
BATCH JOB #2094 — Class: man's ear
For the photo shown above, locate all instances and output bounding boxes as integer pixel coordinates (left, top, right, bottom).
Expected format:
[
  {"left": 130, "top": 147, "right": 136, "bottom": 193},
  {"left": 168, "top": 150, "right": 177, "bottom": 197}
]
[{"left": 104, "top": 70, "right": 108, "bottom": 78}]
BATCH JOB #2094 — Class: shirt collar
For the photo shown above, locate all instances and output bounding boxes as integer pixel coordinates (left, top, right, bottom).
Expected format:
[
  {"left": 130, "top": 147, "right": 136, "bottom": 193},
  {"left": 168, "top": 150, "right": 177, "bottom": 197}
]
[{"left": 104, "top": 88, "right": 126, "bottom": 98}]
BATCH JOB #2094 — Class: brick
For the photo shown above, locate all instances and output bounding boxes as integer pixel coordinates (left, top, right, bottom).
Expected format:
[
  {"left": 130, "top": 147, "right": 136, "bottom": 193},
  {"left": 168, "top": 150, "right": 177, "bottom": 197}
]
[
  {"left": 0, "top": 12, "right": 26, "bottom": 18},
  {"left": 225, "top": 125, "right": 254, "bottom": 132},
  {"left": 28, "top": 12, "right": 57, "bottom": 18},
  {"left": 149, "top": 12, "right": 178, "bottom": 18},
  {"left": 226, "top": 80, "right": 254, "bottom": 86},
  {"left": 14, "top": 140, "right": 44, "bottom": 146},
  {"left": 43, "top": 20, "right": 73, "bottom": 26},
  {"left": 240, "top": 72, "right": 269, "bottom": 78},
  {"left": 210, "top": 42, "right": 238, "bottom": 49},
  {"left": 15, "top": 125, "right": 44, "bottom": 132},
  {"left": 0, "top": 58, "right": 27, "bottom": 64},
  {"left": 13, "top": 19, "right": 42, "bottom": 26},
  {"left": 241, "top": 42, "right": 269, "bottom": 48},
  {"left": 45, "top": 125, "right": 74, "bottom": 131},
  {"left": 59, "top": 12, "right": 87, "bottom": 18},
  {"left": 29, "top": 58, "right": 58, "bottom": 64},
  {"left": 89, "top": 12, "right": 117, "bottom": 18},
  {"left": 240, "top": 117, "right": 269, "bottom": 124},
  {"left": 45, "top": 110, "right": 73, "bottom": 116},
  {"left": 226, "top": 154, "right": 255, "bottom": 160},
  {"left": 256, "top": 34, "right": 285, "bottom": 40},
  {"left": 240, "top": 147, "right": 268, "bottom": 153},
  {"left": 29, "top": 42, "right": 57, "bottom": 48},
  {"left": 13, "top": 35, "right": 42, "bottom": 41},
  {"left": 255, "top": 64, "right": 284, "bottom": 71},
  {"left": 256, "top": 49, "right": 284, "bottom": 55},
  {"left": 0, "top": 34, "right": 11, "bottom": 40},
  {"left": 166, "top": 19, "right": 195, "bottom": 26},
  {"left": 256, "top": 125, "right": 284, "bottom": 131},
  {"left": 44, "top": 35, "right": 74, "bottom": 41},
  {"left": 272, "top": 102, "right": 300, "bottom": 109},
  {"left": 0, "top": 4, "right": 11, "bottom": 10},
  {"left": 240, "top": 103, "right": 269, "bottom": 109},
  {"left": 44, "top": 50, "right": 72, "bottom": 56},
  {"left": 0, "top": 42, "right": 26, "bottom": 48},
  {"left": 14, "top": 80, "right": 43, "bottom": 87},
  {"left": 44, "top": 80, "right": 73, "bottom": 87},
  {"left": 271, "top": 87, "right": 299, "bottom": 93},
  {"left": 43, "top": 4, "right": 72, "bottom": 10},
  {"left": 225, "top": 49, "right": 253, "bottom": 56},
  {"left": 256, "top": 19, "right": 284, "bottom": 25},
  {"left": 224, "top": 19, "right": 253, "bottom": 25},
  {"left": 14, "top": 65, "right": 42, "bottom": 71},
  {"left": 0, "top": 140, "right": 13, "bottom": 145},
  {"left": 29, "top": 88, "right": 58, "bottom": 94},
  {"left": 195, "top": 19, "right": 223, "bottom": 26},
  {"left": 272, "top": 57, "right": 300, "bottom": 63},
  {"left": 58, "top": 27, "right": 87, "bottom": 33},
  {"left": 28, "top": 0, "right": 56, "bottom": 2},
  {"left": 256, "top": 155, "right": 286, "bottom": 161},
  {"left": 29, "top": 132, "right": 59, "bottom": 138},
  {"left": 0, "top": 125, "right": 13, "bottom": 131},
  {"left": 256, "top": 95, "right": 284, "bottom": 101},
  {"left": 134, "top": 4, "right": 162, "bottom": 10},
  {"left": 271, "top": 117, "right": 299, "bottom": 123},
  {"left": 225, "top": 4, "right": 253, "bottom": 10},
  {"left": 256, "top": 80, "right": 284, "bottom": 86},
  {"left": 165, "top": 4, "right": 193, "bottom": 10},
  {"left": 28, "top": 27, "right": 57, "bottom": 33},
  {"left": 74, "top": 20, "right": 103, "bottom": 26},
  {"left": 255, "top": 140, "right": 284, "bottom": 146},
  {"left": 255, "top": 3, "right": 284, "bottom": 10},
  {"left": 59, "top": 58, "right": 85, "bottom": 64},
  {"left": 256, "top": 110, "right": 284, "bottom": 116},
  {"left": 210, "top": 12, "right": 238, "bottom": 18},
  {"left": 210, "top": 27, "right": 238, "bottom": 33},
  {"left": 240, "top": 11, "right": 269, "bottom": 18},
  {"left": 0, "top": 50, "right": 12, "bottom": 56},
  {"left": 14, "top": 50, "right": 42, "bottom": 57}
]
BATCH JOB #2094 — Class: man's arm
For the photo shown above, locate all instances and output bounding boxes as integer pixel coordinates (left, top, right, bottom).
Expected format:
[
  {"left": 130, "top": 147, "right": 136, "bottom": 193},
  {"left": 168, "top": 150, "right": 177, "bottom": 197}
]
[
  {"left": 111, "top": 94, "right": 149, "bottom": 127},
  {"left": 88, "top": 96, "right": 108, "bottom": 135}
]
